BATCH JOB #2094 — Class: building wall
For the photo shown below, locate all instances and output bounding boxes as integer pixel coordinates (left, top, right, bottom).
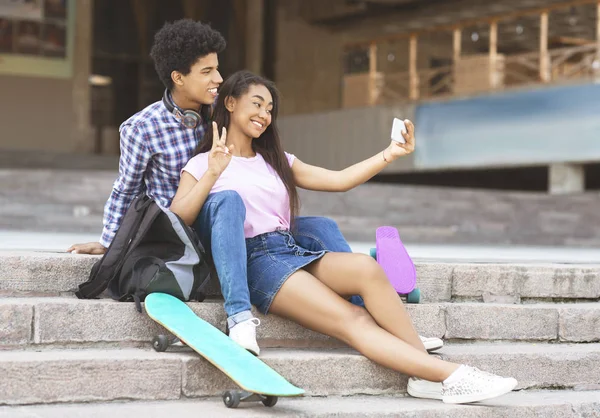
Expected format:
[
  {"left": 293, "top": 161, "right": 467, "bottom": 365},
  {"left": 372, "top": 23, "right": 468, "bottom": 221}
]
[
  {"left": 414, "top": 82, "right": 600, "bottom": 170},
  {"left": 274, "top": 1, "right": 483, "bottom": 115},
  {"left": 275, "top": 1, "right": 346, "bottom": 116},
  {"left": 279, "top": 104, "right": 416, "bottom": 173},
  {"left": 0, "top": 76, "right": 77, "bottom": 152},
  {"left": 0, "top": 0, "right": 92, "bottom": 154}
]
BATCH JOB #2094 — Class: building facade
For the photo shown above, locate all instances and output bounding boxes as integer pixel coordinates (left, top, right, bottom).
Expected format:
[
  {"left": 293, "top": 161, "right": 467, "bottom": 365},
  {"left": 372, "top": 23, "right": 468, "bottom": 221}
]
[{"left": 1, "top": 0, "right": 598, "bottom": 192}]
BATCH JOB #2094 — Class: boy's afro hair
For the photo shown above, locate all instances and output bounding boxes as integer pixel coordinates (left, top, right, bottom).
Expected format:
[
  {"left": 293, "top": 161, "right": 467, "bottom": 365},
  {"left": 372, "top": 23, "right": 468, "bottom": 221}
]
[{"left": 150, "top": 19, "right": 226, "bottom": 90}]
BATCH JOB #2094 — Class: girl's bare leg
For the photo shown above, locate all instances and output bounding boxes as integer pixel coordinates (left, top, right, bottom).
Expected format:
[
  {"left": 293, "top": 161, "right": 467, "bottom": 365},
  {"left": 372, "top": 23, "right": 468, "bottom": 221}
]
[
  {"left": 269, "top": 268, "right": 459, "bottom": 382},
  {"left": 305, "top": 253, "right": 427, "bottom": 352}
]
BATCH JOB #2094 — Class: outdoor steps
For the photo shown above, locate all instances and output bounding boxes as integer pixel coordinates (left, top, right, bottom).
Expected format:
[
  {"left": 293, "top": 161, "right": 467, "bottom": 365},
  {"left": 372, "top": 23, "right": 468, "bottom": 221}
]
[
  {"left": 2, "top": 251, "right": 600, "bottom": 302},
  {"left": 6, "top": 391, "right": 600, "bottom": 418},
  {"left": 1, "top": 345, "right": 600, "bottom": 405},
  {"left": 2, "top": 298, "right": 600, "bottom": 349},
  {"left": 1, "top": 251, "right": 599, "bottom": 410},
  {"left": 2, "top": 391, "right": 600, "bottom": 418},
  {"left": 4, "top": 168, "right": 600, "bottom": 246}
]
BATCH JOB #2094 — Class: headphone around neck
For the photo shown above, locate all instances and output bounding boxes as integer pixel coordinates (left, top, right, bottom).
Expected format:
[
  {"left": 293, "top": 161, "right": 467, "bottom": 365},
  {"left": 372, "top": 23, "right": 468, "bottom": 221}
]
[{"left": 162, "top": 89, "right": 203, "bottom": 129}]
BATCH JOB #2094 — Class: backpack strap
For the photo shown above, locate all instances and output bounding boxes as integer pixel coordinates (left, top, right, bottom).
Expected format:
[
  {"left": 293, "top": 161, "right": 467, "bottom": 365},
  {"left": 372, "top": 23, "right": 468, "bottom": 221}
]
[
  {"left": 75, "top": 195, "right": 153, "bottom": 299},
  {"left": 121, "top": 202, "right": 163, "bottom": 259}
]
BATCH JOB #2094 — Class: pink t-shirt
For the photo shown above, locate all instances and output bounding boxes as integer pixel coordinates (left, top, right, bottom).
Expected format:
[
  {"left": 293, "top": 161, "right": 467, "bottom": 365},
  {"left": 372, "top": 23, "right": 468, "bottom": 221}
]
[{"left": 182, "top": 152, "right": 296, "bottom": 238}]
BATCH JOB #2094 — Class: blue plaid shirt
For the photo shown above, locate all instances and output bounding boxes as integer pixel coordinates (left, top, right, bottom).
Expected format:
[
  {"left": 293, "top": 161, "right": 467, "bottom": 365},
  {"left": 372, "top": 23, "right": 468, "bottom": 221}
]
[{"left": 100, "top": 101, "right": 208, "bottom": 247}]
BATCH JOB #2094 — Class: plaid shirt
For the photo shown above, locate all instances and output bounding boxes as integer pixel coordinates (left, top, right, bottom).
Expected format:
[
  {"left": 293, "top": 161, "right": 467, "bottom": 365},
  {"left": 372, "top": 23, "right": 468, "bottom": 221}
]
[{"left": 100, "top": 101, "right": 207, "bottom": 247}]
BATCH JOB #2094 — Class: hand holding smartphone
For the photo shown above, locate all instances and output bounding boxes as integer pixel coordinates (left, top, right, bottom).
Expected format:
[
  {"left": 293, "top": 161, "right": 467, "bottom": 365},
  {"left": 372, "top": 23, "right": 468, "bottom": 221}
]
[{"left": 391, "top": 118, "right": 407, "bottom": 144}]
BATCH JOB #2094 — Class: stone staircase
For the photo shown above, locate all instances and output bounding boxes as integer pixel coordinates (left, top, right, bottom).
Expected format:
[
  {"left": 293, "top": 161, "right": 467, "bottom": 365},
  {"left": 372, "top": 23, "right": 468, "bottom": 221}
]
[
  {"left": 3, "top": 168, "right": 600, "bottom": 246},
  {"left": 1, "top": 251, "right": 599, "bottom": 416}
]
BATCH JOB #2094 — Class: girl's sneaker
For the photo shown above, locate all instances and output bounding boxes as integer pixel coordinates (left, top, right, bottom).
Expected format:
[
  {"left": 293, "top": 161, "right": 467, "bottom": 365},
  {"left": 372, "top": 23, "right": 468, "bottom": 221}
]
[{"left": 442, "top": 365, "right": 518, "bottom": 404}]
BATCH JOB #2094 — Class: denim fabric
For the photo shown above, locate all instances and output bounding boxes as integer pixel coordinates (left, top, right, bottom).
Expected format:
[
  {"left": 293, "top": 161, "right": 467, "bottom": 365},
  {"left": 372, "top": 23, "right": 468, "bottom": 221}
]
[
  {"left": 245, "top": 229, "right": 327, "bottom": 314},
  {"left": 193, "top": 191, "right": 365, "bottom": 323},
  {"left": 193, "top": 191, "right": 253, "bottom": 326}
]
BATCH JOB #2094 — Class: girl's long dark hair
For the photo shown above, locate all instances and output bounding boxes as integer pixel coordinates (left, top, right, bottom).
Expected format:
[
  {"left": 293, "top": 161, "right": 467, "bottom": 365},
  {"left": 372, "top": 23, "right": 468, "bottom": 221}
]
[{"left": 197, "top": 70, "right": 300, "bottom": 226}]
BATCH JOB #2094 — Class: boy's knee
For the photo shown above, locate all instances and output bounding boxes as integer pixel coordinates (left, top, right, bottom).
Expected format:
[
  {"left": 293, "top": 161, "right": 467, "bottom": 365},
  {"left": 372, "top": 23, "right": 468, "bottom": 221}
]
[
  {"left": 294, "top": 216, "right": 350, "bottom": 253},
  {"left": 318, "top": 217, "right": 341, "bottom": 234},
  {"left": 298, "top": 216, "right": 339, "bottom": 231},
  {"left": 208, "top": 190, "right": 246, "bottom": 217}
]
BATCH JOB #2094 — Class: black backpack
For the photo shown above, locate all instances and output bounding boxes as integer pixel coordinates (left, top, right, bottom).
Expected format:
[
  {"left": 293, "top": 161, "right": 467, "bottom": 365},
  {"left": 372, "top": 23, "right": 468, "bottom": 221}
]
[{"left": 76, "top": 195, "right": 211, "bottom": 312}]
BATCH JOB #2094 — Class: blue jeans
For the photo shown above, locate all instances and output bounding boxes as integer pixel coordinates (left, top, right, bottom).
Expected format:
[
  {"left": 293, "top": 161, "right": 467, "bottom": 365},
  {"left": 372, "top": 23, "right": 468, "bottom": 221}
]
[{"left": 193, "top": 191, "right": 364, "bottom": 328}]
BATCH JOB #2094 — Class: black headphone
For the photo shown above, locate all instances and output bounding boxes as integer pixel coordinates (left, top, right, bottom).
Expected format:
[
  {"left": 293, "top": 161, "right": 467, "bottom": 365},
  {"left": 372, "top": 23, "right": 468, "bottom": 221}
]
[{"left": 162, "top": 89, "right": 203, "bottom": 129}]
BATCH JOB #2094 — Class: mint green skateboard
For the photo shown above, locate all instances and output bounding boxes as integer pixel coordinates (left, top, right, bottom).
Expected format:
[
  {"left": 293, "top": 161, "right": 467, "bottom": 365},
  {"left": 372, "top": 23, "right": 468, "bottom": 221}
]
[{"left": 145, "top": 293, "right": 304, "bottom": 408}]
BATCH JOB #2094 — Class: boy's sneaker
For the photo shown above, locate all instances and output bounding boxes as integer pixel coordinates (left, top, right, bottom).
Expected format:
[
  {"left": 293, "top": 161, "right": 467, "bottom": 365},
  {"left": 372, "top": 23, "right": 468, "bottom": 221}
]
[
  {"left": 229, "top": 318, "right": 261, "bottom": 356},
  {"left": 420, "top": 336, "right": 443, "bottom": 352},
  {"left": 442, "top": 365, "right": 518, "bottom": 404},
  {"left": 407, "top": 377, "right": 443, "bottom": 400}
]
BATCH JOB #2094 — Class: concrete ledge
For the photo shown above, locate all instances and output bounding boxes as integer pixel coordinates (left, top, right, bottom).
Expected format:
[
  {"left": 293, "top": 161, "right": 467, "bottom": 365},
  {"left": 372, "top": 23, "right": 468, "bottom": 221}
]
[
  {"left": 0, "top": 300, "right": 33, "bottom": 345},
  {"left": 559, "top": 304, "right": 600, "bottom": 342},
  {"left": 0, "top": 252, "right": 99, "bottom": 296},
  {"left": 2, "top": 252, "right": 599, "bottom": 302},
  {"left": 441, "top": 343, "right": 600, "bottom": 390},
  {"left": 445, "top": 304, "right": 558, "bottom": 340},
  {"left": 2, "top": 298, "right": 600, "bottom": 348},
  {"left": 0, "top": 349, "right": 181, "bottom": 405},
  {"left": 2, "top": 298, "right": 445, "bottom": 348},
  {"left": 1, "top": 344, "right": 599, "bottom": 405},
  {"left": 183, "top": 349, "right": 406, "bottom": 397},
  {"left": 451, "top": 263, "right": 600, "bottom": 300},
  {"left": 0, "top": 252, "right": 222, "bottom": 297},
  {"left": 2, "top": 390, "right": 600, "bottom": 418}
]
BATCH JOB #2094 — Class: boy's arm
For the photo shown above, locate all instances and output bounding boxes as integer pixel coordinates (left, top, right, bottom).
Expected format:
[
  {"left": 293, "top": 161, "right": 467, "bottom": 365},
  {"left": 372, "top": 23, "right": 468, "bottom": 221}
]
[
  {"left": 99, "top": 124, "right": 151, "bottom": 247},
  {"left": 68, "top": 124, "right": 151, "bottom": 254}
]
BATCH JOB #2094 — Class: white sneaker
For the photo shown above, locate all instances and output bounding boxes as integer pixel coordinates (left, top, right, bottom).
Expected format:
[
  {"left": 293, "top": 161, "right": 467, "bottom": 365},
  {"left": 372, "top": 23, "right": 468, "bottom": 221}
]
[
  {"left": 407, "top": 377, "right": 443, "bottom": 400},
  {"left": 420, "top": 335, "right": 444, "bottom": 352},
  {"left": 442, "top": 365, "right": 518, "bottom": 404},
  {"left": 229, "top": 318, "right": 261, "bottom": 356}
]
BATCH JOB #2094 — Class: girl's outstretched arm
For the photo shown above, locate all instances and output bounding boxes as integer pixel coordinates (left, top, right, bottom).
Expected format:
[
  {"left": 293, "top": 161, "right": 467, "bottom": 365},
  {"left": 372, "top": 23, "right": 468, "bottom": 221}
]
[{"left": 291, "top": 120, "right": 415, "bottom": 192}]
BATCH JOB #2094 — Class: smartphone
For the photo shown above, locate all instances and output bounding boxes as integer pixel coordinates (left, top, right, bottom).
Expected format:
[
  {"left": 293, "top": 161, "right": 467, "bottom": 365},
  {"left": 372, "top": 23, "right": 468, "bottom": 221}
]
[{"left": 391, "top": 118, "right": 407, "bottom": 144}]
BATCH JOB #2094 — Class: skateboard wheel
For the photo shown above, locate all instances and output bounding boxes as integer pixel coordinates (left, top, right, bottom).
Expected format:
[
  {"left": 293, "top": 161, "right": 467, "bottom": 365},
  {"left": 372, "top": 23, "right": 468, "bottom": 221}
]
[
  {"left": 369, "top": 247, "right": 377, "bottom": 260},
  {"left": 223, "top": 390, "right": 241, "bottom": 408},
  {"left": 262, "top": 395, "right": 278, "bottom": 407},
  {"left": 152, "top": 335, "right": 170, "bottom": 352},
  {"left": 406, "top": 288, "right": 421, "bottom": 304}
]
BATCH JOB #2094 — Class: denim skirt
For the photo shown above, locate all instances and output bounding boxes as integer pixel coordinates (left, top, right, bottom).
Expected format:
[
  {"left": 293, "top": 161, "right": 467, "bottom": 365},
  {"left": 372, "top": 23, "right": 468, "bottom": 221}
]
[{"left": 245, "top": 229, "right": 327, "bottom": 314}]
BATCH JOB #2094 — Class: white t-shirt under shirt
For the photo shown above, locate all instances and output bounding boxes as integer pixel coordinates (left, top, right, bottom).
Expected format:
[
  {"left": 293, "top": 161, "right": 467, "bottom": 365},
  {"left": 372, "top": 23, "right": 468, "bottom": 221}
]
[{"left": 182, "top": 152, "right": 296, "bottom": 239}]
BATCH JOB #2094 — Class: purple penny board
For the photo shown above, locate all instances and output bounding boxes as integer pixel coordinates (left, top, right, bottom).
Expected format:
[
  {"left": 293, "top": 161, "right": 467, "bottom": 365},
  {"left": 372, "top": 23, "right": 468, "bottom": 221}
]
[{"left": 375, "top": 226, "right": 416, "bottom": 294}]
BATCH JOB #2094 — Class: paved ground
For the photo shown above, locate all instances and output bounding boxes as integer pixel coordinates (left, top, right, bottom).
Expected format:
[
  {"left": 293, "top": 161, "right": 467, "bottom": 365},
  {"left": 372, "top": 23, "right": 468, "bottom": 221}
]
[{"left": 3, "top": 230, "right": 600, "bottom": 264}]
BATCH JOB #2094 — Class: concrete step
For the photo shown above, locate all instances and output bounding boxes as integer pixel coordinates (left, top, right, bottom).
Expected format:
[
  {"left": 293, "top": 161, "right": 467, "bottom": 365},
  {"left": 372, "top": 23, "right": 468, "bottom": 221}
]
[
  {"left": 2, "top": 390, "right": 600, "bottom": 417},
  {"left": 2, "top": 298, "right": 599, "bottom": 349},
  {"left": 2, "top": 251, "right": 599, "bottom": 303},
  {"left": 0, "top": 210, "right": 102, "bottom": 233},
  {"left": 0, "top": 169, "right": 114, "bottom": 200},
  {"left": 4, "top": 168, "right": 600, "bottom": 246},
  {"left": 1, "top": 344, "right": 599, "bottom": 405}
]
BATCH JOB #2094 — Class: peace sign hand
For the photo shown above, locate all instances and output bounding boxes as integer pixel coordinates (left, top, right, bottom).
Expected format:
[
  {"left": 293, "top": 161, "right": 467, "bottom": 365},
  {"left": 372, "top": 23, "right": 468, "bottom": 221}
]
[{"left": 207, "top": 122, "right": 234, "bottom": 177}]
